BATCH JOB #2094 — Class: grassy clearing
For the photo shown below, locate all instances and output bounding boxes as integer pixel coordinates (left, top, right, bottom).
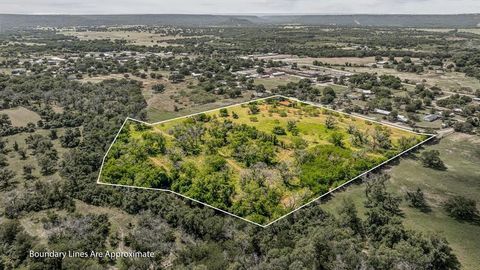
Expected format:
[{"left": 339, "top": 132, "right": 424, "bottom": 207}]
[
  {"left": 146, "top": 93, "right": 255, "bottom": 122},
  {"left": 77, "top": 72, "right": 257, "bottom": 122},
  {"left": 319, "top": 84, "right": 349, "bottom": 95},
  {"left": 254, "top": 75, "right": 300, "bottom": 90},
  {"left": 0, "top": 107, "right": 41, "bottom": 127},
  {"left": 417, "top": 28, "right": 480, "bottom": 35},
  {"left": 301, "top": 57, "right": 377, "bottom": 65},
  {"left": 18, "top": 199, "right": 137, "bottom": 250},
  {"left": 343, "top": 66, "right": 480, "bottom": 91},
  {"left": 322, "top": 133, "right": 480, "bottom": 270},
  {"left": 3, "top": 128, "right": 69, "bottom": 190},
  {"left": 61, "top": 30, "right": 208, "bottom": 46}
]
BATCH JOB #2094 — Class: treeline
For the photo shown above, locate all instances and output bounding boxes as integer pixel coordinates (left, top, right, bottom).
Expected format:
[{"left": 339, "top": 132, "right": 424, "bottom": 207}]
[{"left": 1, "top": 172, "right": 461, "bottom": 269}]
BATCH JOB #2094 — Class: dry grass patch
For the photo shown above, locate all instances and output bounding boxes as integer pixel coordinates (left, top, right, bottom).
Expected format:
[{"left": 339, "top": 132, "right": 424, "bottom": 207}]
[{"left": 0, "top": 107, "right": 41, "bottom": 127}]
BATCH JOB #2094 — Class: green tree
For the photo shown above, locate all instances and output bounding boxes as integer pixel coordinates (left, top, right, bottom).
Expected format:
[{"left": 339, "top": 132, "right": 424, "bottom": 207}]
[
  {"left": 248, "top": 103, "right": 260, "bottom": 114},
  {"left": 188, "top": 171, "right": 234, "bottom": 209},
  {"left": 329, "top": 132, "right": 344, "bottom": 148},
  {"left": 0, "top": 169, "right": 15, "bottom": 190},
  {"left": 219, "top": 108, "right": 229, "bottom": 117},
  {"left": 371, "top": 127, "right": 391, "bottom": 150},
  {"left": 325, "top": 115, "right": 336, "bottom": 129},
  {"left": 287, "top": 120, "right": 299, "bottom": 135},
  {"left": 152, "top": 83, "right": 165, "bottom": 93},
  {"left": 142, "top": 132, "right": 166, "bottom": 155},
  {"left": 321, "top": 87, "right": 336, "bottom": 104},
  {"left": 420, "top": 150, "right": 446, "bottom": 170},
  {"left": 0, "top": 154, "right": 7, "bottom": 167},
  {"left": 444, "top": 196, "right": 479, "bottom": 221},
  {"left": 23, "top": 165, "right": 36, "bottom": 181},
  {"left": 49, "top": 129, "right": 58, "bottom": 140},
  {"left": 60, "top": 128, "right": 81, "bottom": 148},
  {"left": 38, "top": 150, "right": 58, "bottom": 175},
  {"left": 272, "top": 126, "right": 286, "bottom": 135},
  {"left": 405, "top": 188, "right": 429, "bottom": 212},
  {"left": 397, "top": 136, "right": 415, "bottom": 151},
  {"left": 337, "top": 198, "right": 363, "bottom": 235}
]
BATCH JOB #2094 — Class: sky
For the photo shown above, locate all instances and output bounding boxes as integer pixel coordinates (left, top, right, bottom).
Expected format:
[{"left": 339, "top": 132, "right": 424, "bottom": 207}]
[{"left": 0, "top": 0, "right": 479, "bottom": 15}]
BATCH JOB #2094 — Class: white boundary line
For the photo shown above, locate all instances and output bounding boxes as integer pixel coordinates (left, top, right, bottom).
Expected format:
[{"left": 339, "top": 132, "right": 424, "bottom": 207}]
[
  {"left": 96, "top": 95, "right": 435, "bottom": 228},
  {"left": 262, "top": 134, "right": 436, "bottom": 226}
]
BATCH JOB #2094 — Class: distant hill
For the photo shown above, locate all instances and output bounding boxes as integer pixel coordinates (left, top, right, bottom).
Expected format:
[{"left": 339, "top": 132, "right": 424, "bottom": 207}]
[
  {"left": 261, "top": 14, "right": 480, "bottom": 27},
  {"left": 0, "top": 14, "right": 480, "bottom": 31}
]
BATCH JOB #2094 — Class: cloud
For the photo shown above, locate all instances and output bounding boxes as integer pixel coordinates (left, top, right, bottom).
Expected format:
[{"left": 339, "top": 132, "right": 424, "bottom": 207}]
[{"left": 0, "top": 0, "right": 479, "bottom": 14}]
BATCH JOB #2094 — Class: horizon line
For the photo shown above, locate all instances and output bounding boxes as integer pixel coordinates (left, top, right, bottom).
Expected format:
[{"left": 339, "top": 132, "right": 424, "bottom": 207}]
[{"left": 1, "top": 13, "right": 480, "bottom": 16}]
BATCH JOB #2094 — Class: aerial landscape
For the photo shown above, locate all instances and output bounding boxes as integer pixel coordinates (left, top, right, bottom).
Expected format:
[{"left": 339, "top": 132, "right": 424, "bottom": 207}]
[
  {"left": 100, "top": 96, "right": 429, "bottom": 225},
  {"left": 0, "top": 1, "right": 480, "bottom": 269}
]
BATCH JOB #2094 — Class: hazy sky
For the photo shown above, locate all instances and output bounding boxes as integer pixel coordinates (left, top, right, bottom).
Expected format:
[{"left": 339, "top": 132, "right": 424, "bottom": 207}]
[{"left": 1, "top": 0, "right": 479, "bottom": 15}]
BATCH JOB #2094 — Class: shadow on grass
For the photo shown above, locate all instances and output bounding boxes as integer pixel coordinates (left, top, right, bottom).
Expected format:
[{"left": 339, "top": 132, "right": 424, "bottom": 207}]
[
  {"left": 448, "top": 213, "right": 480, "bottom": 226},
  {"left": 409, "top": 203, "right": 432, "bottom": 213}
]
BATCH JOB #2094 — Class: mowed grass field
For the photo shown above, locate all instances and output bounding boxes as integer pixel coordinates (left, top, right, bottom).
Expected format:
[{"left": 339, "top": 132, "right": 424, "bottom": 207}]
[{"left": 321, "top": 133, "right": 480, "bottom": 270}]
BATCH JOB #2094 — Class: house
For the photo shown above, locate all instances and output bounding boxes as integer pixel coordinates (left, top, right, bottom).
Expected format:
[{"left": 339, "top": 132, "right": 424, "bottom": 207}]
[
  {"left": 272, "top": 72, "right": 285, "bottom": 77},
  {"left": 252, "top": 92, "right": 266, "bottom": 97},
  {"left": 423, "top": 114, "right": 440, "bottom": 122},
  {"left": 347, "top": 94, "right": 360, "bottom": 100},
  {"left": 360, "top": 89, "right": 372, "bottom": 95},
  {"left": 397, "top": 115, "right": 408, "bottom": 123},
  {"left": 374, "top": 109, "right": 391, "bottom": 116},
  {"left": 47, "top": 57, "right": 66, "bottom": 65},
  {"left": 272, "top": 68, "right": 318, "bottom": 78},
  {"left": 191, "top": 72, "right": 202, "bottom": 77}
]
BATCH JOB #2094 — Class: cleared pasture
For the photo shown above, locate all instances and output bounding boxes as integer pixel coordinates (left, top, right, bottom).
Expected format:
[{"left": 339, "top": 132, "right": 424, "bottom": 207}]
[{"left": 0, "top": 107, "right": 41, "bottom": 127}]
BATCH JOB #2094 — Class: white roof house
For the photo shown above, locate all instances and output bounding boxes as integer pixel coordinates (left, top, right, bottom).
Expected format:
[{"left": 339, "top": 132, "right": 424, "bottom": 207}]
[{"left": 374, "top": 109, "right": 391, "bottom": 115}]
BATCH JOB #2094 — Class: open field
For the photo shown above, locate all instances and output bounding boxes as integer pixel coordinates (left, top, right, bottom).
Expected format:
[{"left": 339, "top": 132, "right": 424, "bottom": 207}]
[
  {"left": 282, "top": 56, "right": 420, "bottom": 66},
  {"left": 61, "top": 30, "right": 209, "bottom": 46},
  {"left": 18, "top": 199, "right": 137, "bottom": 249},
  {"left": 0, "top": 107, "right": 41, "bottom": 127},
  {"left": 322, "top": 133, "right": 480, "bottom": 270},
  {"left": 80, "top": 73, "right": 201, "bottom": 119},
  {"left": 343, "top": 66, "right": 480, "bottom": 91},
  {"left": 146, "top": 94, "right": 257, "bottom": 122},
  {"left": 254, "top": 75, "right": 300, "bottom": 90},
  {"left": 99, "top": 96, "right": 428, "bottom": 225},
  {"left": 290, "top": 56, "right": 378, "bottom": 66},
  {"left": 417, "top": 28, "right": 480, "bottom": 35},
  {"left": 0, "top": 128, "right": 70, "bottom": 198},
  {"left": 78, "top": 73, "right": 255, "bottom": 122}
]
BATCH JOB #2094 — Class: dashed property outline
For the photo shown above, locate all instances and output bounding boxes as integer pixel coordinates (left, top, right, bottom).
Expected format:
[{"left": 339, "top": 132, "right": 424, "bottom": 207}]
[{"left": 96, "top": 95, "right": 436, "bottom": 228}]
